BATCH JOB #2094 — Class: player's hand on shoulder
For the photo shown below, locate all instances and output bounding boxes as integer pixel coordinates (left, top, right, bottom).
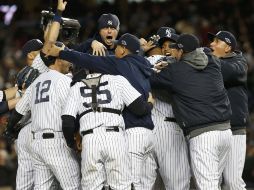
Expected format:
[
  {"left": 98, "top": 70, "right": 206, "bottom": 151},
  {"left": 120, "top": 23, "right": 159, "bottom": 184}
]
[
  {"left": 148, "top": 92, "right": 155, "bottom": 106},
  {"left": 154, "top": 61, "right": 168, "bottom": 72},
  {"left": 92, "top": 40, "right": 107, "bottom": 56},
  {"left": 140, "top": 38, "right": 156, "bottom": 53},
  {"left": 57, "top": 0, "right": 67, "bottom": 11},
  {"left": 46, "top": 42, "right": 65, "bottom": 57}
]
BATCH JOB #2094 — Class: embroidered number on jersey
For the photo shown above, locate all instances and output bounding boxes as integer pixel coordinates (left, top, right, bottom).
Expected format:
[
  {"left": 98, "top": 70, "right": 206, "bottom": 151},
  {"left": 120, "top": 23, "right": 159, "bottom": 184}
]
[
  {"left": 80, "top": 81, "right": 112, "bottom": 108},
  {"left": 35, "top": 80, "right": 51, "bottom": 104}
]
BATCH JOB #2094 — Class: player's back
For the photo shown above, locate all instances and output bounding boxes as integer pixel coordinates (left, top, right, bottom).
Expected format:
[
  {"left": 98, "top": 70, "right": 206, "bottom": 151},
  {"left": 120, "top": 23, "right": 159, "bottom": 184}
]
[
  {"left": 71, "top": 74, "right": 140, "bottom": 131},
  {"left": 30, "top": 70, "right": 71, "bottom": 132}
]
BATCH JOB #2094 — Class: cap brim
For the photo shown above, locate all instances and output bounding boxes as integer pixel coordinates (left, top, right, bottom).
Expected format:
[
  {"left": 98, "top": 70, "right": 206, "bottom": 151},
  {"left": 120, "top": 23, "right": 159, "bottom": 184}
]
[
  {"left": 207, "top": 32, "right": 216, "bottom": 41},
  {"left": 158, "top": 34, "right": 179, "bottom": 47},
  {"left": 169, "top": 43, "right": 179, "bottom": 49}
]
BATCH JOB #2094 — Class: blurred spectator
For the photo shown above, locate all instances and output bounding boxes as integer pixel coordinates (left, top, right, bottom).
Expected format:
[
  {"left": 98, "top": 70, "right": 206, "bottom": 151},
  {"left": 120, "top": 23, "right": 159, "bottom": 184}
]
[{"left": 0, "top": 141, "right": 16, "bottom": 189}]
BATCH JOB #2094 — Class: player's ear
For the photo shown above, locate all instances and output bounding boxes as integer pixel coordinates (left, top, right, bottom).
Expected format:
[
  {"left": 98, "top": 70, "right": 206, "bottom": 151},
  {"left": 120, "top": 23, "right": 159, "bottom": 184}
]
[
  {"left": 121, "top": 46, "right": 127, "bottom": 55},
  {"left": 225, "top": 44, "right": 232, "bottom": 53},
  {"left": 27, "top": 52, "right": 34, "bottom": 60}
]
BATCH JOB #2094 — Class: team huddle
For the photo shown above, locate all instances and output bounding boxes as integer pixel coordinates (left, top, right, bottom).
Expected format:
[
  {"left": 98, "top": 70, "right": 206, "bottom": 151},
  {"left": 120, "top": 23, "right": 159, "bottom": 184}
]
[{"left": 0, "top": 0, "right": 249, "bottom": 190}]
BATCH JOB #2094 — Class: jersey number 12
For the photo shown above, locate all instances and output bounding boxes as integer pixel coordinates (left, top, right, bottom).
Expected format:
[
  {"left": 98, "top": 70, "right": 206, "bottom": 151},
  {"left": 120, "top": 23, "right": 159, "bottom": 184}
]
[{"left": 35, "top": 80, "right": 51, "bottom": 104}]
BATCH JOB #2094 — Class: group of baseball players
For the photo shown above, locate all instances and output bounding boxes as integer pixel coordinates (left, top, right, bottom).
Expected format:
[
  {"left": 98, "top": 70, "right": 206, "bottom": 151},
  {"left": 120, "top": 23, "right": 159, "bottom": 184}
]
[{"left": 0, "top": 0, "right": 249, "bottom": 190}]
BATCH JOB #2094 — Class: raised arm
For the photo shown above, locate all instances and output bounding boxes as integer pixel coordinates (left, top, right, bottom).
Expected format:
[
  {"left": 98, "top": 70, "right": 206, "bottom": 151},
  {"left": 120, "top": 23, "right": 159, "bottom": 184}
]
[{"left": 42, "top": 0, "right": 67, "bottom": 54}]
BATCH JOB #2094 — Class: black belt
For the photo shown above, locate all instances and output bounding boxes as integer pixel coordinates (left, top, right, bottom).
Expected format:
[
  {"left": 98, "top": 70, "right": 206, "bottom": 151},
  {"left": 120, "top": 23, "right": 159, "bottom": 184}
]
[
  {"left": 164, "top": 117, "right": 177, "bottom": 122},
  {"left": 33, "top": 132, "right": 55, "bottom": 139},
  {"left": 81, "top": 126, "right": 119, "bottom": 137}
]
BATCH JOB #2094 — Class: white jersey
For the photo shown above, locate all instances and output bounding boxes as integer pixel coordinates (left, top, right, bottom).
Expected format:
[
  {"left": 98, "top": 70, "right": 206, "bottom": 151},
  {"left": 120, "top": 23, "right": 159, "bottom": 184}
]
[
  {"left": 16, "top": 69, "right": 71, "bottom": 132},
  {"left": 62, "top": 74, "right": 141, "bottom": 131},
  {"left": 0, "top": 90, "right": 3, "bottom": 102},
  {"left": 146, "top": 55, "right": 164, "bottom": 65},
  {"left": 146, "top": 55, "right": 174, "bottom": 118},
  {"left": 31, "top": 54, "right": 49, "bottom": 73}
]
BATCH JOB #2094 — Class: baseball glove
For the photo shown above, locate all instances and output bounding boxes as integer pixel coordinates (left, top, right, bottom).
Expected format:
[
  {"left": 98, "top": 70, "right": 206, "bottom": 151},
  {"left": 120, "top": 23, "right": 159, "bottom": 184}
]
[
  {"left": 16, "top": 66, "right": 40, "bottom": 90},
  {"left": 2, "top": 125, "right": 21, "bottom": 143}
]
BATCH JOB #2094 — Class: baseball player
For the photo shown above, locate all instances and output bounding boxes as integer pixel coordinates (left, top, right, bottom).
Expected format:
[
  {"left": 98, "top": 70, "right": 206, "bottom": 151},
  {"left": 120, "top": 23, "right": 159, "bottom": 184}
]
[
  {"left": 6, "top": 54, "right": 80, "bottom": 190},
  {"left": 48, "top": 32, "right": 155, "bottom": 190},
  {"left": 150, "top": 34, "right": 232, "bottom": 190},
  {"left": 71, "top": 13, "right": 120, "bottom": 56},
  {"left": 144, "top": 27, "right": 191, "bottom": 190},
  {"left": 5, "top": 1, "right": 81, "bottom": 189},
  {"left": 14, "top": 39, "right": 53, "bottom": 190},
  {"left": 208, "top": 30, "right": 249, "bottom": 189},
  {"left": 62, "top": 72, "right": 154, "bottom": 190}
]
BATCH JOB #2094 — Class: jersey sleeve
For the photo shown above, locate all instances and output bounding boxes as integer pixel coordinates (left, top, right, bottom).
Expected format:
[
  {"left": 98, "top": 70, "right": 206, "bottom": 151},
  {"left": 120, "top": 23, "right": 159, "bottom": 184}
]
[
  {"left": 16, "top": 86, "right": 32, "bottom": 115},
  {"left": 31, "top": 54, "right": 49, "bottom": 73},
  {"left": 146, "top": 55, "right": 164, "bottom": 66},
  {"left": 117, "top": 76, "right": 141, "bottom": 106},
  {"left": 62, "top": 84, "right": 80, "bottom": 117}
]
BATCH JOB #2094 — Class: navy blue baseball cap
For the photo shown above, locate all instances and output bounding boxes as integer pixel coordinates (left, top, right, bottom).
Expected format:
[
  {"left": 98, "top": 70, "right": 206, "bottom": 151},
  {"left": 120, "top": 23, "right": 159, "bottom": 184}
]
[
  {"left": 22, "top": 39, "right": 43, "bottom": 58},
  {"left": 98, "top": 13, "right": 120, "bottom": 30},
  {"left": 170, "top": 34, "right": 200, "bottom": 53},
  {"left": 207, "top": 30, "right": 237, "bottom": 50},
  {"left": 117, "top": 33, "right": 140, "bottom": 54},
  {"left": 157, "top": 27, "right": 179, "bottom": 46}
]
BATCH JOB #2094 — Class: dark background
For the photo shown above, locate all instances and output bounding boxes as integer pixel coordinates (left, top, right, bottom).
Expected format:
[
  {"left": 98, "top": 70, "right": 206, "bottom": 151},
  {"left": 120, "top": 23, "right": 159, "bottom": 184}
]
[{"left": 0, "top": 0, "right": 253, "bottom": 189}]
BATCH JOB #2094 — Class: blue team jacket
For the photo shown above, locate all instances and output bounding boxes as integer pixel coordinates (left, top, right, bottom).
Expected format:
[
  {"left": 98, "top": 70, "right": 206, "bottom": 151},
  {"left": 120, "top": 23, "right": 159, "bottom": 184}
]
[{"left": 220, "top": 51, "right": 249, "bottom": 129}]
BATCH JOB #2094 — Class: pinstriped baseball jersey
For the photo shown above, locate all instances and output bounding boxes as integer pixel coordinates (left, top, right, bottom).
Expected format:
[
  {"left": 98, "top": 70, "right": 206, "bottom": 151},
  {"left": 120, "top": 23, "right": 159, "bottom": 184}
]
[
  {"left": 16, "top": 70, "right": 71, "bottom": 132},
  {"left": 15, "top": 68, "right": 80, "bottom": 189},
  {"left": 0, "top": 90, "right": 3, "bottom": 101},
  {"left": 31, "top": 54, "right": 49, "bottom": 73},
  {"left": 147, "top": 55, "right": 174, "bottom": 118},
  {"left": 63, "top": 73, "right": 140, "bottom": 189},
  {"left": 146, "top": 55, "right": 164, "bottom": 65},
  {"left": 62, "top": 74, "right": 141, "bottom": 131}
]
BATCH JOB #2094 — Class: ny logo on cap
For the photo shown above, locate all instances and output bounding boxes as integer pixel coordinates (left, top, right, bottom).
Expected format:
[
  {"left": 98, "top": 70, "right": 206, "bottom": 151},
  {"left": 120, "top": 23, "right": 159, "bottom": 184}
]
[
  {"left": 107, "top": 20, "right": 113, "bottom": 25},
  {"left": 166, "top": 29, "right": 172, "bottom": 37},
  {"left": 225, "top": 37, "right": 231, "bottom": 44},
  {"left": 121, "top": 40, "right": 127, "bottom": 46},
  {"left": 178, "top": 44, "right": 184, "bottom": 48}
]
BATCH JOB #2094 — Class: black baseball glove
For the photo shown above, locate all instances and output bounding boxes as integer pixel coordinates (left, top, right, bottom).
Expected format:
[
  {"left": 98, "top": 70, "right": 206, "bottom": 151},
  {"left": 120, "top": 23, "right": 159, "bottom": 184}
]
[
  {"left": 16, "top": 66, "right": 40, "bottom": 90},
  {"left": 2, "top": 113, "right": 31, "bottom": 143},
  {"left": 2, "top": 126, "right": 21, "bottom": 143}
]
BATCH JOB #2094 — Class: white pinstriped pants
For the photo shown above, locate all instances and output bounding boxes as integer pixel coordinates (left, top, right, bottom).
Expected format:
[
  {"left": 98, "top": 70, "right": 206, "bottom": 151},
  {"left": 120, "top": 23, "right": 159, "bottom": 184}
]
[
  {"left": 81, "top": 128, "right": 131, "bottom": 190},
  {"left": 223, "top": 134, "right": 246, "bottom": 190},
  {"left": 188, "top": 129, "right": 232, "bottom": 190},
  {"left": 126, "top": 127, "right": 155, "bottom": 190},
  {"left": 152, "top": 117, "right": 191, "bottom": 190},
  {"left": 31, "top": 135, "right": 81, "bottom": 190},
  {"left": 16, "top": 124, "right": 34, "bottom": 190}
]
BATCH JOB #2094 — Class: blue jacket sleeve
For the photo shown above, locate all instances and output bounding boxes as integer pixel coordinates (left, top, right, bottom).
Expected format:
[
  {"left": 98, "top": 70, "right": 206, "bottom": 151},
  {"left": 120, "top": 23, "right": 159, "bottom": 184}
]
[
  {"left": 221, "top": 56, "right": 248, "bottom": 86},
  {"left": 150, "top": 64, "right": 173, "bottom": 90},
  {"left": 69, "top": 38, "right": 93, "bottom": 53},
  {"left": 59, "top": 49, "right": 118, "bottom": 75}
]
